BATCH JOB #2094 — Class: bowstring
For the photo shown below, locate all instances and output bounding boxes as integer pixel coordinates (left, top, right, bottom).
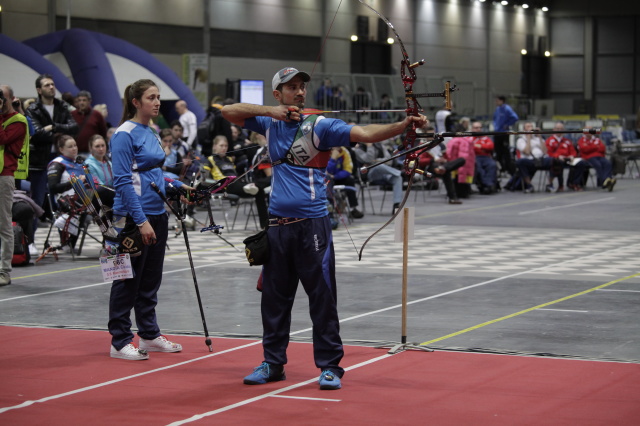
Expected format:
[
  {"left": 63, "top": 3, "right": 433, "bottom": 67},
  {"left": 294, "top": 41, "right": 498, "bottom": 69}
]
[
  {"left": 325, "top": 179, "right": 360, "bottom": 258},
  {"left": 310, "top": 0, "right": 344, "bottom": 78}
]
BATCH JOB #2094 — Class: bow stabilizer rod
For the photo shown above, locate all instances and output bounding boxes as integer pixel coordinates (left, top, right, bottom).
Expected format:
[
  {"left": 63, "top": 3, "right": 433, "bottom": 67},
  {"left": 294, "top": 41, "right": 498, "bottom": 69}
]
[{"left": 361, "top": 128, "right": 601, "bottom": 175}]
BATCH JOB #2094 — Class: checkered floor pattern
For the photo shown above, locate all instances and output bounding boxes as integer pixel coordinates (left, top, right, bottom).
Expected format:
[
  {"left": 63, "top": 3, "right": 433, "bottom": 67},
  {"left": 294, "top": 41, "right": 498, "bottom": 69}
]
[
  {"left": 332, "top": 225, "right": 640, "bottom": 280},
  {"left": 40, "top": 215, "right": 640, "bottom": 282}
]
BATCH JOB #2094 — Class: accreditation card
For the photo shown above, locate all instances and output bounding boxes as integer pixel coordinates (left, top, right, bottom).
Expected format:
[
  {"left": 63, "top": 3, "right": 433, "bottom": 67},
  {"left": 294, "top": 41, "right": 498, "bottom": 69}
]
[{"left": 100, "top": 254, "right": 134, "bottom": 281}]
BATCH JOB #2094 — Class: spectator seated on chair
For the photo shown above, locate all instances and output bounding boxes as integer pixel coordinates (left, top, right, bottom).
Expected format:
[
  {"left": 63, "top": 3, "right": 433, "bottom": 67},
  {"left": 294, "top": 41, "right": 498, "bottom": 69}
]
[
  {"left": 83, "top": 134, "right": 113, "bottom": 187},
  {"left": 577, "top": 129, "right": 616, "bottom": 191},
  {"left": 248, "top": 131, "right": 272, "bottom": 194},
  {"left": 160, "top": 128, "right": 183, "bottom": 180},
  {"left": 229, "top": 124, "right": 256, "bottom": 176},
  {"left": 13, "top": 188, "right": 45, "bottom": 259},
  {"left": 447, "top": 136, "right": 475, "bottom": 199},
  {"left": 545, "top": 122, "right": 588, "bottom": 192},
  {"left": 514, "top": 121, "right": 551, "bottom": 193},
  {"left": 159, "top": 128, "right": 196, "bottom": 231},
  {"left": 353, "top": 138, "right": 404, "bottom": 214},
  {"left": 47, "top": 134, "right": 90, "bottom": 249},
  {"left": 417, "top": 140, "right": 464, "bottom": 205},
  {"left": 327, "top": 146, "right": 363, "bottom": 218},
  {"left": 471, "top": 121, "right": 498, "bottom": 194},
  {"left": 204, "top": 135, "right": 268, "bottom": 229}
]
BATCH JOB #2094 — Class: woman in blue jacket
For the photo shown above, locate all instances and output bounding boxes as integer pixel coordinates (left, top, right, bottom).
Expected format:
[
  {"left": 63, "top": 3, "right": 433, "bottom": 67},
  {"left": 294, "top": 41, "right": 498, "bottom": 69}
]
[{"left": 108, "top": 79, "right": 185, "bottom": 361}]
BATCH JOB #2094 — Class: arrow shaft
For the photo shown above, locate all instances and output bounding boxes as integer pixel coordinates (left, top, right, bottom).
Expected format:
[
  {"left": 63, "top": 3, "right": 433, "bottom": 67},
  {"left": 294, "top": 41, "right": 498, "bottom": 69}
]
[{"left": 303, "top": 108, "right": 407, "bottom": 114}]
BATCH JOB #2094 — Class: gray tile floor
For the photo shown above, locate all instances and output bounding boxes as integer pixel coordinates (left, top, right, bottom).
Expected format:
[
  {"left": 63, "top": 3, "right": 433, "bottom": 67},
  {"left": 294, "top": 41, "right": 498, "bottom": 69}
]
[{"left": 3, "top": 176, "right": 639, "bottom": 363}]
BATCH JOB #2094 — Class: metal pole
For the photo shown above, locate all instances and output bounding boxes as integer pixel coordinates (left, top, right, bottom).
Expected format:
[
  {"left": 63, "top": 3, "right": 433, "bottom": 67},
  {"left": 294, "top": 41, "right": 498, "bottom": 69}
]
[
  {"left": 48, "top": 0, "right": 57, "bottom": 33},
  {"left": 203, "top": 0, "right": 211, "bottom": 106},
  {"left": 66, "top": 0, "right": 71, "bottom": 29}
]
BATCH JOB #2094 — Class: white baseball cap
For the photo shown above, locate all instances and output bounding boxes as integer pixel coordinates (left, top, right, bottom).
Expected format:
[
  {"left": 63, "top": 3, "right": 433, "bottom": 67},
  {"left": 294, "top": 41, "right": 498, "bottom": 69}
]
[{"left": 272, "top": 67, "right": 311, "bottom": 90}]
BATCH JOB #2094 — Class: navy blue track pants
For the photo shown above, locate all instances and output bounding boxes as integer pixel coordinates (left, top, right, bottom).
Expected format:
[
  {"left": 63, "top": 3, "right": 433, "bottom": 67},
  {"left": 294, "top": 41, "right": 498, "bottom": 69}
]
[
  {"left": 108, "top": 213, "right": 169, "bottom": 350},
  {"left": 262, "top": 215, "right": 344, "bottom": 377}
]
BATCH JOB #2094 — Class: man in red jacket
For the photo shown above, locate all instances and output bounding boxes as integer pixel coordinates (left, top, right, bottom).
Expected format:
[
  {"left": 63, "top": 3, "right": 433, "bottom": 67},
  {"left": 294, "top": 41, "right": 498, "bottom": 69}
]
[
  {"left": 545, "top": 122, "right": 587, "bottom": 192},
  {"left": 577, "top": 129, "right": 616, "bottom": 191},
  {"left": 71, "top": 90, "right": 107, "bottom": 155},
  {"left": 471, "top": 121, "right": 498, "bottom": 194},
  {"left": 0, "top": 85, "right": 28, "bottom": 286}
]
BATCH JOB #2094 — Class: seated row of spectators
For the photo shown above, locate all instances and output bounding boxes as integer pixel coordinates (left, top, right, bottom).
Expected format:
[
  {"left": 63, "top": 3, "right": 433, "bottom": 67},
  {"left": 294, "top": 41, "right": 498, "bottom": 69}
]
[{"left": 514, "top": 121, "right": 616, "bottom": 193}]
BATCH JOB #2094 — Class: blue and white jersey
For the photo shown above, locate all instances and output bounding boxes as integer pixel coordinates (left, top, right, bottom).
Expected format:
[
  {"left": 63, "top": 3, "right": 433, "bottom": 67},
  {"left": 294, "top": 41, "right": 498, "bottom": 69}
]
[
  {"left": 244, "top": 115, "right": 353, "bottom": 218},
  {"left": 111, "top": 121, "right": 170, "bottom": 225}
]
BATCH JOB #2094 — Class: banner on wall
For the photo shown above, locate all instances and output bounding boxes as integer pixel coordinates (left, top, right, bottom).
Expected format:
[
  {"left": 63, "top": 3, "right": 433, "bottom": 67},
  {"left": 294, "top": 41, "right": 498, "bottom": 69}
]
[{"left": 182, "top": 54, "right": 209, "bottom": 109}]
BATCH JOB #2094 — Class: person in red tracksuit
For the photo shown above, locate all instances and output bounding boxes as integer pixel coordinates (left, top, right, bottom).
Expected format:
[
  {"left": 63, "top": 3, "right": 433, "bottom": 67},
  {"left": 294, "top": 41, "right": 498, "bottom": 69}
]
[
  {"left": 577, "top": 130, "right": 616, "bottom": 191},
  {"left": 544, "top": 122, "right": 587, "bottom": 192},
  {"left": 471, "top": 121, "right": 498, "bottom": 194}
]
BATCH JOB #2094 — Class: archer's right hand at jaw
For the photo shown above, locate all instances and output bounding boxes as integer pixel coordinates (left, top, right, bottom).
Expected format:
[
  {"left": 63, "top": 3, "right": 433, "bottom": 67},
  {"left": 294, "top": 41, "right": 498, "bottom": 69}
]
[{"left": 274, "top": 105, "right": 301, "bottom": 122}]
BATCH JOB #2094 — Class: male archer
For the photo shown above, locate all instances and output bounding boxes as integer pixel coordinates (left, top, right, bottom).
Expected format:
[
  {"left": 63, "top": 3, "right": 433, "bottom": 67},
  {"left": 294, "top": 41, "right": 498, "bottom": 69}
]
[{"left": 222, "top": 67, "right": 428, "bottom": 390}]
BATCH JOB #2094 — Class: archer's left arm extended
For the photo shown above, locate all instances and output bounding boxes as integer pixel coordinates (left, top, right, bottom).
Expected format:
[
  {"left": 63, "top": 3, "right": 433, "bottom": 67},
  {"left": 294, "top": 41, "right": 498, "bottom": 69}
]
[
  {"left": 222, "top": 103, "right": 292, "bottom": 127},
  {"left": 349, "top": 115, "right": 428, "bottom": 144}
]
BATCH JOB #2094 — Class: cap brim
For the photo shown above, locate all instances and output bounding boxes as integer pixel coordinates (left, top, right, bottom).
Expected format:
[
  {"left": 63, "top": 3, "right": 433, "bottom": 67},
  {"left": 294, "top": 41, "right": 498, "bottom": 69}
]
[{"left": 278, "top": 71, "right": 311, "bottom": 87}]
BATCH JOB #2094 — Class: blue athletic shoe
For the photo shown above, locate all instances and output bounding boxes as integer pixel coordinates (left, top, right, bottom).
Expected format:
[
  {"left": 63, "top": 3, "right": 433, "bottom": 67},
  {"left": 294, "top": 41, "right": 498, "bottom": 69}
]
[
  {"left": 243, "top": 362, "right": 286, "bottom": 385},
  {"left": 318, "top": 370, "right": 342, "bottom": 390}
]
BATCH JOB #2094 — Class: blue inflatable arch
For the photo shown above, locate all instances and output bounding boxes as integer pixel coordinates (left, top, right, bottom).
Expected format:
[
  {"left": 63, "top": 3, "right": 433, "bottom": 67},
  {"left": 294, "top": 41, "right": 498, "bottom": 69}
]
[
  {"left": 24, "top": 29, "right": 205, "bottom": 124},
  {"left": 0, "top": 34, "right": 78, "bottom": 98}
]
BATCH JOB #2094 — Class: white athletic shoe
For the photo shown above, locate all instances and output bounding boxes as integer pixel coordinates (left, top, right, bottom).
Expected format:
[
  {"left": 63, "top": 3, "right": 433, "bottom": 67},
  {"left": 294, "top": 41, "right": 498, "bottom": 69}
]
[
  {"left": 110, "top": 343, "right": 149, "bottom": 360},
  {"left": 243, "top": 183, "right": 259, "bottom": 196},
  {"left": 139, "top": 335, "right": 182, "bottom": 353}
]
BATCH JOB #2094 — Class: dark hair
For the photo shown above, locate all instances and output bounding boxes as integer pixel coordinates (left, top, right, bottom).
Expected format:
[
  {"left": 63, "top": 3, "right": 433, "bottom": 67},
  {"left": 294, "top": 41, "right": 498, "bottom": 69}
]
[
  {"left": 170, "top": 120, "right": 183, "bottom": 129},
  {"left": 55, "top": 134, "right": 74, "bottom": 151},
  {"left": 120, "top": 79, "right": 157, "bottom": 125},
  {"left": 496, "top": 95, "right": 506, "bottom": 102},
  {"left": 35, "top": 74, "right": 54, "bottom": 89},
  {"left": 61, "top": 92, "right": 75, "bottom": 106},
  {"left": 88, "top": 134, "right": 106, "bottom": 149}
]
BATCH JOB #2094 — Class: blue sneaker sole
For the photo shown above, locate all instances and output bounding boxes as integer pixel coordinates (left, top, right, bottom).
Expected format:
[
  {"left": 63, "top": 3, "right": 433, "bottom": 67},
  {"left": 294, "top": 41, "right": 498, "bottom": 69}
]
[
  {"left": 243, "top": 373, "right": 286, "bottom": 385},
  {"left": 319, "top": 382, "right": 341, "bottom": 390}
]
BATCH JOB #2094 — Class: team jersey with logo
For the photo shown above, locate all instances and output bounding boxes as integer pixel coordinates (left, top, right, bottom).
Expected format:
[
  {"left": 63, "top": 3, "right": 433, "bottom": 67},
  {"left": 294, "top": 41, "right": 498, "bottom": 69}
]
[
  {"left": 244, "top": 115, "right": 353, "bottom": 218},
  {"left": 111, "top": 120, "right": 173, "bottom": 225}
]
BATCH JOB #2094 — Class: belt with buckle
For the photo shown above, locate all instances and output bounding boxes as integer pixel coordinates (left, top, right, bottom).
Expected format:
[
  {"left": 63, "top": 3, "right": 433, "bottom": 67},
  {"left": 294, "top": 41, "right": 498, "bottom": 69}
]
[{"left": 268, "top": 217, "right": 307, "bottom": 227}]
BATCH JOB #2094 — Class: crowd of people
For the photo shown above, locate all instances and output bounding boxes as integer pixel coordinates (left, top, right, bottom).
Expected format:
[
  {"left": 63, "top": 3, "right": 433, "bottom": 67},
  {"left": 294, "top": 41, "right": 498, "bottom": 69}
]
[
  {"left": 1, "top": 75, "right": 622, "bottom": 272},
  {"left": 0, "top": 70, "right": 625, "bottom": 392}
]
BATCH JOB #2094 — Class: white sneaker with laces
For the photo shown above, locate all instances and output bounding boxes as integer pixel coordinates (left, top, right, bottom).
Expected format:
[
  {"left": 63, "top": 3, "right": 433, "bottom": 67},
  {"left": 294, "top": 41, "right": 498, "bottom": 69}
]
[
  {"left": 110, "top": 343, "right": 149, "bottom": 360},
  {"left": 139, "top": 335, "right": 182, "bottom": 352}
]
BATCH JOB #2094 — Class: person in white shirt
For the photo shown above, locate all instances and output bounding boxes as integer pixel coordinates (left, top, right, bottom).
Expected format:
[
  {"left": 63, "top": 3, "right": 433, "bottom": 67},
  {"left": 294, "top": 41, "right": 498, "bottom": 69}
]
[
  {"left": 175, "top": 100, "right": 198, "bottom": 149},
  {"left": 514, "top": 122, "right": 551, "bottom": 193}
]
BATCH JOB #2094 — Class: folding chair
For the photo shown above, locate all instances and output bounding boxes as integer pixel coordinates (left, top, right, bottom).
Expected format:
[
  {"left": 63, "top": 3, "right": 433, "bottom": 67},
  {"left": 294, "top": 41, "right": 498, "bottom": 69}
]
[
  {"left": 36, "top": 193, "right": 100, "bottom": 262},
  {"left": 230, "top": 196, "right": 259, "bottom": 231},
  {"left": 332, "top": 184, "right": 357, "bottom": 224}
]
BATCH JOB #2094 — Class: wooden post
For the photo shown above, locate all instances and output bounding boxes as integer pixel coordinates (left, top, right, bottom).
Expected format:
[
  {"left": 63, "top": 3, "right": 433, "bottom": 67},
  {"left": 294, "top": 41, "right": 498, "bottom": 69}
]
[{"left": 401, "top": 207, "right": 409, "bottom": 344}]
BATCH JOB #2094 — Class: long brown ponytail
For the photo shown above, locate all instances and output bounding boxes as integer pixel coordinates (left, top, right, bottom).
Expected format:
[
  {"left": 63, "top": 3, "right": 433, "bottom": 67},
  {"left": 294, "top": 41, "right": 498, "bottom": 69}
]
[{"left": 119, "top": 79, "right": 157, "bottom": 125}]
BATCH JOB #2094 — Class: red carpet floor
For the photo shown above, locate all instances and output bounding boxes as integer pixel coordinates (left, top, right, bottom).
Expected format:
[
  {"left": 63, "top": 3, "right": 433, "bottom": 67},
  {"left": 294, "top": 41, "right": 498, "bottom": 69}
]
[{"left": 1, "top": 326, "right": 639, "bottom": 425}]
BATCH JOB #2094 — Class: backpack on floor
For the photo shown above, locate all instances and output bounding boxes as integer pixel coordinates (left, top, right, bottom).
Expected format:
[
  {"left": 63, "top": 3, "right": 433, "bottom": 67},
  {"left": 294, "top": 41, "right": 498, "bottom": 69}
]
[{"left": 12, "top": 222, "right": 30, "bottom": 266}]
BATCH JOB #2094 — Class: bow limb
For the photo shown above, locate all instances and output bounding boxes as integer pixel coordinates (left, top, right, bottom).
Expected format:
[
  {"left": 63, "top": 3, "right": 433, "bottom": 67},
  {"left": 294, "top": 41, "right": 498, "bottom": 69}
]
[{"left": 354, "top": 0, "right": 423, "bottom": 260}]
